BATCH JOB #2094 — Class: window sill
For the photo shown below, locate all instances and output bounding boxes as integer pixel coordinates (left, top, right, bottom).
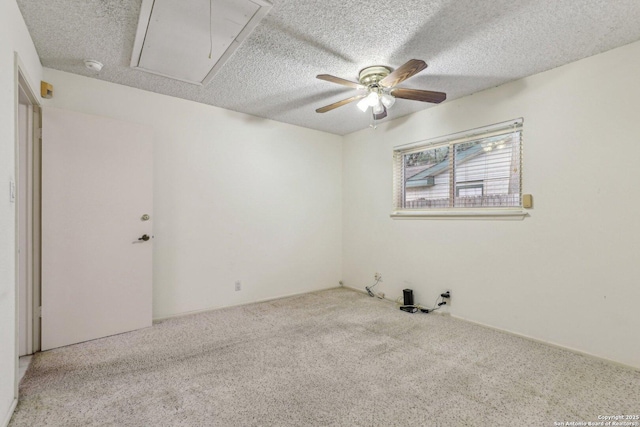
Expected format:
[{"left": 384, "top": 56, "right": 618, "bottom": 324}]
[{"left": 390, "top": 208, "right": 529, "bottom": 220}]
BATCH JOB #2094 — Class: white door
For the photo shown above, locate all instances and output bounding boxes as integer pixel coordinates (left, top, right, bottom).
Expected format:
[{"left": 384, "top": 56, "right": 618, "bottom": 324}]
[{"left": 41, "top": 107, "right": 153, "bottom": 351}]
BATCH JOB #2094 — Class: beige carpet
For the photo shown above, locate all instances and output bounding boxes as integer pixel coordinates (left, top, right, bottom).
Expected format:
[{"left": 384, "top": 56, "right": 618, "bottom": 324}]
[{"left": 10, "top": 288, "right": 640, "bottom": 426}]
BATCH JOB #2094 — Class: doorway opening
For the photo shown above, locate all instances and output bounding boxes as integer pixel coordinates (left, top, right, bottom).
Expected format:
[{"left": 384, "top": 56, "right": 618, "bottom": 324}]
[{"left": 15, "top": 57, "right": 42, "bottom": 370}]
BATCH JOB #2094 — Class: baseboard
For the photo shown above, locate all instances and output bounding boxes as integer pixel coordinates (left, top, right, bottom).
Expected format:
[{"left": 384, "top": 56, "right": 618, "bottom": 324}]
[
  {"left": 2, "top": 398, "right": 18, "bottom": 427},
  {"left": 344, "top": 284, "right": 389, "bottom": 300},
  {"left": 451, "top": 314, "right": 639, "bottom": 372},
  {"left": 343, "top": 285, "right": 368, "bottom": 296},
  {"left": 153, "top": 286, "right": 339, "bottom": 322},
  {"left": 344, "top": 285, "right": 393, "bottom": 303}
]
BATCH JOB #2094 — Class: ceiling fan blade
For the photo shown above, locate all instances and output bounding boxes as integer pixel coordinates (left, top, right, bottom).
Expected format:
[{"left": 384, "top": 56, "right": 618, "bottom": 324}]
[
  {"left": 316, "top": 94, "right": 366, "bottom": 113},
  {"left": 390, "top": 88, "right": 447, "bottom": 104},
  {"left": 379, "top": 59, "right": 428, "bottom": 88},
  {"left": 373, "top": 106, "right": 387, "bottom": 120},
  {"left": 316, "top": 74, "right": 364, "bottom": 89}
]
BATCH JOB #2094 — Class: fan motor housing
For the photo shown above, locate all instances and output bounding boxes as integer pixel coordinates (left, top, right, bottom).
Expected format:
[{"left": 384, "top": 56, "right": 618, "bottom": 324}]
[{"left": 358, "top": 66, "right": 391, "bottom": 86}]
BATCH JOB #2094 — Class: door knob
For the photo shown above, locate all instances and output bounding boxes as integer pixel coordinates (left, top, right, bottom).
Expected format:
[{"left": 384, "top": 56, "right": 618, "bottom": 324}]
[{"left": 138, "top": 234, "right": 150, "bottom": 241}]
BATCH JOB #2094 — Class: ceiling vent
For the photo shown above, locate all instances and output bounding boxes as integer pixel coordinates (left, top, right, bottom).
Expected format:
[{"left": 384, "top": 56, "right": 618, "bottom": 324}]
[{"left": 130, "top": 0, "right": 271, "bottom": 85}]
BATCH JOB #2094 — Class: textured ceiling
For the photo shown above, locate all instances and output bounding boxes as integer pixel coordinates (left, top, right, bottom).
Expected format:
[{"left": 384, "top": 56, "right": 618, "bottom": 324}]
[{"left": 17, "top": 0, "right": 640, "bottom": 135}]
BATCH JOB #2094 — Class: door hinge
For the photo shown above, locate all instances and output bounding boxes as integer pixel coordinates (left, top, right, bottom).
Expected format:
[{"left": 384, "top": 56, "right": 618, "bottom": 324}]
[{"left": 36, "top": 306, "right": 42, "bottom": 318}]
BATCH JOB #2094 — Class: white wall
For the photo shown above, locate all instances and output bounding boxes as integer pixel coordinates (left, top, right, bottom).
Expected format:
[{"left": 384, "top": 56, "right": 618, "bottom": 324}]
[
  {"left": 42, "top": 69, "right": 343, "bottom": 319},
  {"left": 342, "top": 40, "right": 640, "bottom": 369},
  {"left": 0, "top": 1, "right": 42, "bottom": 425}
]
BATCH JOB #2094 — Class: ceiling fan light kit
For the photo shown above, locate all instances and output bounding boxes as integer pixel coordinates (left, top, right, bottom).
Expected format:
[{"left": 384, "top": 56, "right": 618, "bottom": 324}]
[
  {"left": 316, "top": 59, "right": 447, "bottom": 124},
  {"left": 381, "top": 93, "right": 395, "bottom": 108}
]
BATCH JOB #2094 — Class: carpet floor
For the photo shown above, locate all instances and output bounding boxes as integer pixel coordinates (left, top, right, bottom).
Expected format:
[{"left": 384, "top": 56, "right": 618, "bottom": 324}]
[{"left": 10, "top": 288, "right": 640, "bottom": 426}]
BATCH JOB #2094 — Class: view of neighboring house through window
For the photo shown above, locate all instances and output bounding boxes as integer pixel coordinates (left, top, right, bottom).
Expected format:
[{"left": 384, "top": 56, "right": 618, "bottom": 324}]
[{"left": 393, "top": 119, "right": 522, "bottom": 211}]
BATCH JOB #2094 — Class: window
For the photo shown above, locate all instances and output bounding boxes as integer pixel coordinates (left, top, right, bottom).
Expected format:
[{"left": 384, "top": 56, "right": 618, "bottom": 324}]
[{"left": 393, "top": 119, "right": 523, "bottom": 217}]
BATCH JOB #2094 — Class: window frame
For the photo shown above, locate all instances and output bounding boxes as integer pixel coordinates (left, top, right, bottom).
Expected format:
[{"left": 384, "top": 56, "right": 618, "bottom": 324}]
[{"left": 391, "top": 119, "right": 527, "bottom": 220}]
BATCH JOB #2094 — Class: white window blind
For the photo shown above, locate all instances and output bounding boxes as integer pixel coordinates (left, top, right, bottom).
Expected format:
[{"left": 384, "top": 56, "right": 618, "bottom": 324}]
[{"left": 393, "top": 119, "right": 523, "bottom": 212}]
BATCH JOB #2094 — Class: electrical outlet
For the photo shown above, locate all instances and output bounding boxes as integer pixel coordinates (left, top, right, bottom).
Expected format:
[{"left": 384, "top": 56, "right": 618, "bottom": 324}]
[
  {"left": 374, "top": 272, "right": 382, "bottom": 281},
  {"left": 235, "top": 281, "right": 241, "bottom": 291}
]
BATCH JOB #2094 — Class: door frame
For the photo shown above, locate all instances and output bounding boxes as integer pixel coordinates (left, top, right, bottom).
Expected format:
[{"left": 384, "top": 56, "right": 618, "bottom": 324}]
[{"left": 14, "top": 53, "right": 41, "bottom": 399}]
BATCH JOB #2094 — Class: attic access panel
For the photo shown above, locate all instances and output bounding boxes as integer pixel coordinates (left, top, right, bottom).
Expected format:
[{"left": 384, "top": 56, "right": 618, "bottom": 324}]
[{"left": 130, "top": 0, "right": 271, "bottom": 85}]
